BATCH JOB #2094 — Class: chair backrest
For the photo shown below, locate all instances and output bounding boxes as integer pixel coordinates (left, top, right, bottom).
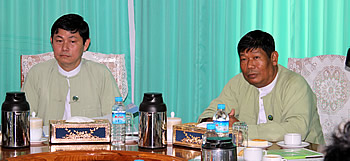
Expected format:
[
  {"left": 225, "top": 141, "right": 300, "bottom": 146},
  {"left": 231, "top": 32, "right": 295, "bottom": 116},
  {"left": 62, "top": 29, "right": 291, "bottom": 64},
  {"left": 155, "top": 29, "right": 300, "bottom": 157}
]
[
  {"left": 20, "top": 51, "right": 128, "bottom": 100},
  {"left": 287, "top": 55, "right": 350, "bottom": 145}
]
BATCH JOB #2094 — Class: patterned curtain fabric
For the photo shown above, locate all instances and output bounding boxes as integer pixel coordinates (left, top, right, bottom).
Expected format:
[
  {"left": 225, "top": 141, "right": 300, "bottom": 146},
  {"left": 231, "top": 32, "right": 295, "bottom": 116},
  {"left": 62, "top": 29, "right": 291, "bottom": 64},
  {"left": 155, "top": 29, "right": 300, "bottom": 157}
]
[{"left": 134, "top": 0, "right": 349, "bottom": 123}]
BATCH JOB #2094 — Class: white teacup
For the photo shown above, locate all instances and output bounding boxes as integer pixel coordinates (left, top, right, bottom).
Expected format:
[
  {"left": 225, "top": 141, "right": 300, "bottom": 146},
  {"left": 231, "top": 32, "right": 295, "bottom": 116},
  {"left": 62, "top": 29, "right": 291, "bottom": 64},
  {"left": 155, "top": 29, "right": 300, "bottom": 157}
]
[
  {"left": 30, "top": 117, "right": 43, "bottom": 141},
  {"left": 284, "top": 133, "right": 301, "bottom": 145},
  {"left": 243, "top": 147, "right": 267, "bottom": 161},
  {"left": 263, "top": 154, "right": 287, "bottom": 161}
]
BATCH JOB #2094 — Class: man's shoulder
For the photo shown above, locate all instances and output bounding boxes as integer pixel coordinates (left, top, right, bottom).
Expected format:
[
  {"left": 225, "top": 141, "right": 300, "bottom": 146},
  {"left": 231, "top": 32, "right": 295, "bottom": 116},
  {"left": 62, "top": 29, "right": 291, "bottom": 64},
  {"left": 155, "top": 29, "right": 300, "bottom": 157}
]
[
  {"left": 82, "top": 59, "right": 108, "bottom": 69},
  {"left": 277, "top": 65, "right": 311, "bottom": 89},
  {"left": 29, "top": 59, "right": 56, "bottom": 73},
  {"left": 223, "top": 73, "right": 253, "bottom": 92},
  {"left": 228, "top": 73, "right": 248, "bottom": 85},
  {"left": 278, "top": 65, "right": 306, "bottom": 82},
  {"left": 81, "top": 59, "right": 112, "bottom": 74}
]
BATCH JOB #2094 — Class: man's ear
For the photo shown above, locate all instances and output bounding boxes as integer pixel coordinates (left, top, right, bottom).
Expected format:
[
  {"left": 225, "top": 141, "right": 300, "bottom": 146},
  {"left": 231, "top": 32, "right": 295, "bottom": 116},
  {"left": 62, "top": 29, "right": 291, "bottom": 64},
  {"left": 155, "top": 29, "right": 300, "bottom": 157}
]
[
  {"left": 271, "top": 51, "right": 279, "bottom": 66},
  {"left": 50, "top": 37, "right": 53, "bottom": 45},
  {"left": 83, "top": 38, "right": 91, "bottom": 51}
]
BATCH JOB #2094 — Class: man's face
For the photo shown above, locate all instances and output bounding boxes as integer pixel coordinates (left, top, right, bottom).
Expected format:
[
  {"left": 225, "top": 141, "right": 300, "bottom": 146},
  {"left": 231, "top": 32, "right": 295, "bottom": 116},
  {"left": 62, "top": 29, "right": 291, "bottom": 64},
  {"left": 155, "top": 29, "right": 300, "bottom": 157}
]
[
  {"left": 239, "top": 48, "right": 278, "bottom": 88},
  {"left": 50, "top": 28, "right": 90, "bottom": 71}
]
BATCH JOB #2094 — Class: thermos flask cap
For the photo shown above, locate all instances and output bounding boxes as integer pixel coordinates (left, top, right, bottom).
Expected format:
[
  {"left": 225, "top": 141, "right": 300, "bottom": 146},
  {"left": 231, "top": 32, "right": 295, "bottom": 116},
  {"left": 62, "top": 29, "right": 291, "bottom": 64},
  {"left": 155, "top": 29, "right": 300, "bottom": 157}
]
[
  {"left": 202, "top": 137, "right": 234, "bottom": 149},
  {"left": 2, "top": 92, "right": 30, "bottom": 112},
  {"left": 139, "top": 93, "right": 166, "bottom": 112},
  {"left": 201, "top": 137, "right": 236, "bottom": 161}
]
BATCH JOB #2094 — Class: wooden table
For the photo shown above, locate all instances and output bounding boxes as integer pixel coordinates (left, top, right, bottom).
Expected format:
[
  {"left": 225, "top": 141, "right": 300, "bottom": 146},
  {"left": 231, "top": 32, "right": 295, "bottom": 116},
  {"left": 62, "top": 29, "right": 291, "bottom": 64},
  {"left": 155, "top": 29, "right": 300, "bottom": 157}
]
[
  {"left": 0, "top": 139, "right": 323, "bottom": 161},
  {"left": 0, "top": 140, "right": 202, "bottom": 161}
]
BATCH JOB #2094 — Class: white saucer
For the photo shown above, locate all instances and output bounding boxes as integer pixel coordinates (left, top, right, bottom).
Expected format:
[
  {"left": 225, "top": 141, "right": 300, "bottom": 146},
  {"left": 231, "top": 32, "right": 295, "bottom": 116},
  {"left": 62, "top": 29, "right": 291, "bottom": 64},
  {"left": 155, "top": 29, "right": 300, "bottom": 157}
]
[
  {"left": 30, "top": 138, "right": 48, "bottom": 144},
  {"left": 248, "top": 141, "right": 273, "bottom": 149},
  {"left": 277, "top": 141, "right": 310, "bottom": 149}
]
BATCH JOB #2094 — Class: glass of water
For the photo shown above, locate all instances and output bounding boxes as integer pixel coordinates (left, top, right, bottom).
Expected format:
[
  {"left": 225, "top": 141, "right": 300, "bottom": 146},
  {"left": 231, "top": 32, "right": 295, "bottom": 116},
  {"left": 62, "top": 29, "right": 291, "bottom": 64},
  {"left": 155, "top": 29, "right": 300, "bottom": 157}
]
[{"left": 232, "top": 122, "right": 248, "bottom": 147}]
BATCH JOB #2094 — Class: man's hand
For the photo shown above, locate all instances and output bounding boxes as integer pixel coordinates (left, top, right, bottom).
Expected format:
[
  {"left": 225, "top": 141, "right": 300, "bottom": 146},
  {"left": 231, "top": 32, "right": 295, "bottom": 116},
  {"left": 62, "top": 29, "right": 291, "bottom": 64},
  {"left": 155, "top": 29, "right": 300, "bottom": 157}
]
[{"left": 229, "top": 109, "right": 239, "bottom": 127}]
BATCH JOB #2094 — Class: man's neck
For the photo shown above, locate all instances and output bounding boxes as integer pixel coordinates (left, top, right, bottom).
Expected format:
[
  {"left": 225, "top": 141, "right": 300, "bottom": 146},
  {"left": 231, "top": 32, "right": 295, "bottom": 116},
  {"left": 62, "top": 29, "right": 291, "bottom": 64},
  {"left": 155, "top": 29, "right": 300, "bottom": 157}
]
[
  {"left": 59, "top": 63, "right": 79, "bottom": 72},
  {"left": 57, "top": 60, "right": 82, "bottom": 78}
]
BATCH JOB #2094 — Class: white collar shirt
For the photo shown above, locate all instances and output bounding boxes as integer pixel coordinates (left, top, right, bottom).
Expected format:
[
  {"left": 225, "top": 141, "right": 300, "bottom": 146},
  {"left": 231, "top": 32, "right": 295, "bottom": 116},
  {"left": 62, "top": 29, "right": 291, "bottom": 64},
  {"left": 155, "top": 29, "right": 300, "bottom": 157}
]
[
  {"left": 57, "top": 61, "right": 82, "bottom": 120},
  {"left": 257, "top": 73, "right": 279, "bottom": 124}
]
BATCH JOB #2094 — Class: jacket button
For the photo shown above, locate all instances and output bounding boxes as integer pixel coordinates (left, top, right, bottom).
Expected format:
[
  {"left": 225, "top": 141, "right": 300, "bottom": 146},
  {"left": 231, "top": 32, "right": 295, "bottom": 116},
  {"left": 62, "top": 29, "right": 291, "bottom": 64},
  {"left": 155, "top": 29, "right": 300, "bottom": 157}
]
[
  {"left": 72, "top": 96, "right": 79, "bottom": 102},
  {"left": 268, "top": 115, "right": 273, "bottom": 121}
]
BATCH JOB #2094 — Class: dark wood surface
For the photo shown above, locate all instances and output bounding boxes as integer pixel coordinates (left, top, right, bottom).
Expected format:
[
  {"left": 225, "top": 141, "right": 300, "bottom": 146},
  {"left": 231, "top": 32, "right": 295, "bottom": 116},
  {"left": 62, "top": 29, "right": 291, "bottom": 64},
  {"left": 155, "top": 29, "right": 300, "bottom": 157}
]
[
  {"left": 0, "top": 139, "right": 322, "bottom": 161},
  {"left": 6, "top": 150, "right": 187, "bottom": 161},
  {"left": 0, "top": 140, "right": 201, "bottom": 161}
]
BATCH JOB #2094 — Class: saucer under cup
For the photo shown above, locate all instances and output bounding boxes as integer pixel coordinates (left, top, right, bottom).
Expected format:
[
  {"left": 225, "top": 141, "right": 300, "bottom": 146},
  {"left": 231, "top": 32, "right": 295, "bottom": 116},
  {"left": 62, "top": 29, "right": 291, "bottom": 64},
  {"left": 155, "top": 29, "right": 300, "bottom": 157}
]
[{"left": 263, "top": 154, "right": 287, "bottom": 161}]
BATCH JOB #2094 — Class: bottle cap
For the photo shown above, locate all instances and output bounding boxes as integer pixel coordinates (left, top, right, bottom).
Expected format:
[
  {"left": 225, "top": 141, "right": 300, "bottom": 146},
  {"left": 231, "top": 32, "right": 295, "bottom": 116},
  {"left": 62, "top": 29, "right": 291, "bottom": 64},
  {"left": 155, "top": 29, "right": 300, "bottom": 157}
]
[
  {"left": 115, "top": 97, "right": 123, "bottom": 102},
  {"left": 217, "top": 104, "right": 225, "bottom": 110}
]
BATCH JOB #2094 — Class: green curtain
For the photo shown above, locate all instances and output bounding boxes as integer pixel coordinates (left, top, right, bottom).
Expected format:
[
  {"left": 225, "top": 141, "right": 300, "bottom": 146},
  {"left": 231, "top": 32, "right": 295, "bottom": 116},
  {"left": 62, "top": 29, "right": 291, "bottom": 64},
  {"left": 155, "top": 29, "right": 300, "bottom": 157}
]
[
  {"left": 0, "top": 0, "right": 132, "bottom": 106},
  {"left": 134, "top": 0, "right": 350, "bottom": 123}
]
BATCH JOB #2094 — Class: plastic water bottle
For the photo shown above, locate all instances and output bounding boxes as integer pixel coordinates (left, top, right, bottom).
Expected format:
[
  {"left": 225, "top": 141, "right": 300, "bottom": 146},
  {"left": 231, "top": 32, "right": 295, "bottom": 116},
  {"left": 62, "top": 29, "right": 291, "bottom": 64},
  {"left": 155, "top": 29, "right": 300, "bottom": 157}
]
[
  {"left": 112, "top": 97, "right": 126, "bottom": 145},
  {"left": 202, "top": 123, "right": 218, "bottom": 146},
  {"left": 213, "top": 104, "right": 229, "bottom": 137}
]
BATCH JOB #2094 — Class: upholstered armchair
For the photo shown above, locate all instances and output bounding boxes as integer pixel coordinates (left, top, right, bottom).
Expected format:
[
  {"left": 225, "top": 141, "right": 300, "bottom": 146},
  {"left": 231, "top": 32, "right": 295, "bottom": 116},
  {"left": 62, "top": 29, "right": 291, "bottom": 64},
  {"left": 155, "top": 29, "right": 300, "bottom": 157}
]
[
  {"left": 20, "top": 51, "right": 128, "bottom": 100},
  {"left": 288, "top": 55, "right": 350, "bottom": 145}
]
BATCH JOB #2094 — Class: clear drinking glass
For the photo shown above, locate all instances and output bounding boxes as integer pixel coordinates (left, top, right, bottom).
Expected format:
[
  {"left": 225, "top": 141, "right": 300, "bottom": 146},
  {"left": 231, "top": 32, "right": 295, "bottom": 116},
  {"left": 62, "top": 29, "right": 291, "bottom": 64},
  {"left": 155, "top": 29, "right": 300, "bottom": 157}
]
[
  {"left": 232, "top": 122, "right": 248, "bottom": 147},
  {"left": 124, "top": 103, "right": 139, "bottom": 144},
  {"left": 125, "top": 112, "right": 138, "bottom": 143},
  {"left": 125, "top": 113, "right": 133, "bottom": 139}
]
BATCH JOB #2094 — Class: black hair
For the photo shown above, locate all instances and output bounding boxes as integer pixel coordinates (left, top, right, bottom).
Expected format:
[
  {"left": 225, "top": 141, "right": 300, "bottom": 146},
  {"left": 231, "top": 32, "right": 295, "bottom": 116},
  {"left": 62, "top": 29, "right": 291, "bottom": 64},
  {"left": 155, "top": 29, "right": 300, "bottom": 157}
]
[
  {"left": 237, "top": 30, "right": 275, "bottom": 58},
  {"left": 324, "top": 121, "right": 350, "bottom": 161},
  {"left": 51, "top": 14, "right": 89, "bottom": 44}
]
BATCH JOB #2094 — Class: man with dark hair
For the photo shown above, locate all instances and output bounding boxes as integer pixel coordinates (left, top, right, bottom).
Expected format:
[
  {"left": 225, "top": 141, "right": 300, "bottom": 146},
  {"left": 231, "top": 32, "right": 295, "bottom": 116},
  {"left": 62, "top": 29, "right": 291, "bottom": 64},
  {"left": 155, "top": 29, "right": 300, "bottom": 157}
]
[
  {"left": 324, "top": 121, "right": 350, "bottom": 161},
  {"left": 198, "top": 30, "right": 325, "bottom": 144},
  {"left": 22, "top": 14, "right": 121, "bottom": 125}
]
